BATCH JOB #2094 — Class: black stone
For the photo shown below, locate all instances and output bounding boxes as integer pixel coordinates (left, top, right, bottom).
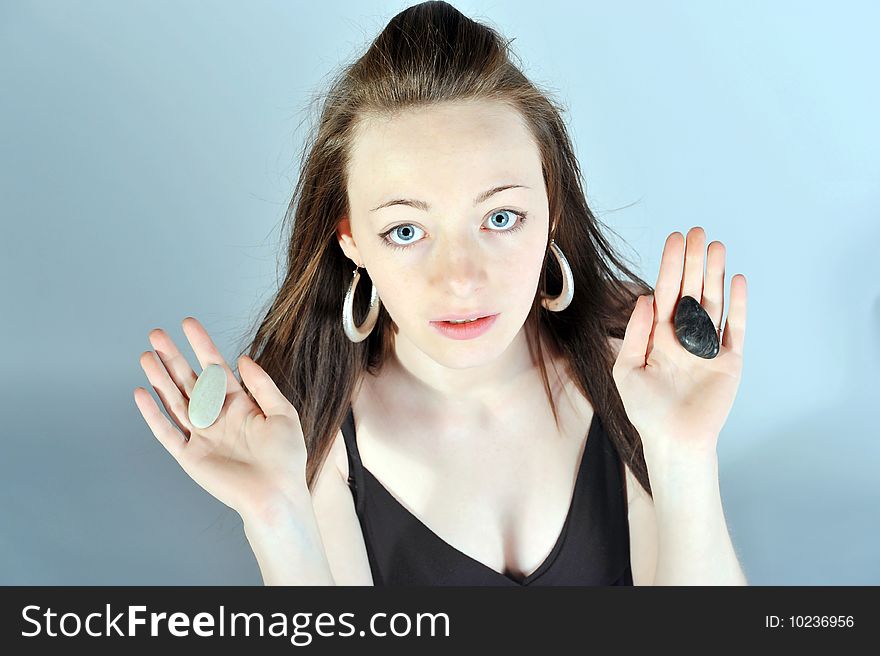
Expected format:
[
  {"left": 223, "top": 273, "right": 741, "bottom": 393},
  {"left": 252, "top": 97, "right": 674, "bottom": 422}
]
[{"left": 673, "top": 295, "right": 720, "bottom": 359}]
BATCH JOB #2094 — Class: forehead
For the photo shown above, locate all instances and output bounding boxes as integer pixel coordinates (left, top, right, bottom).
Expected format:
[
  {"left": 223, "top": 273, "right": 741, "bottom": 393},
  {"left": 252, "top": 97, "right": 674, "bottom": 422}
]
[{"left": 347, "top": 101, "right": 542, "bottom": 190}]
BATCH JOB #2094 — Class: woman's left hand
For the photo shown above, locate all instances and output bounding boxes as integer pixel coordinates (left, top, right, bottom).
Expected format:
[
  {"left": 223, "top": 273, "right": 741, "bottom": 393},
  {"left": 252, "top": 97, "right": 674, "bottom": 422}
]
[{"left": 612, "top": 226, "right": 748, "bottom": 461}]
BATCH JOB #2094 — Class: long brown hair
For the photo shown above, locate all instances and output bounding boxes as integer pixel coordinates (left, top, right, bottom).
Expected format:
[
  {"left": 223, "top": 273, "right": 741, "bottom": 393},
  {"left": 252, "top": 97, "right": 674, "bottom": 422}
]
[{"left": 233, "top": 1, "right": 655, "bottom": 498}]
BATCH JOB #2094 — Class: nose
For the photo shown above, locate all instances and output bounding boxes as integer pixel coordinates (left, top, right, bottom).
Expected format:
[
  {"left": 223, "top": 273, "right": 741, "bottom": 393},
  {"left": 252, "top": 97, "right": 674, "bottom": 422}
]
[{"left": 429, "top": 231, "right": 488, "bottom": 296}]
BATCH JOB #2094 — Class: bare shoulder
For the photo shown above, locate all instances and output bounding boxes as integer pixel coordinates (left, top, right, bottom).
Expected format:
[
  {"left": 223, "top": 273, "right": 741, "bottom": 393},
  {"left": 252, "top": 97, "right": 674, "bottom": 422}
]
[
  {"left": 310, "top": 427, "right": 373, "bottom": 585},
  {"left": 311, "top": 426, "right": 351, "bottom": 494},
  {"left": 329, "top": 424, "right": 350, "bottom": 482}
]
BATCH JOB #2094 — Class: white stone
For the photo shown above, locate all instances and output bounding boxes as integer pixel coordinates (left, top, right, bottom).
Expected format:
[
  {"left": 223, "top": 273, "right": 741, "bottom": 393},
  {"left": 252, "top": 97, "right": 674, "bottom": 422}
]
[{"left": 187, "top": 364, "right": 228, "bottom": 429}]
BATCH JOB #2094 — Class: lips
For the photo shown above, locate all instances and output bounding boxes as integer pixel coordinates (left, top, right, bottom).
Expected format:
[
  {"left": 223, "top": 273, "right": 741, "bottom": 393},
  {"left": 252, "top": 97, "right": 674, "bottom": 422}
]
[
  {"left": 431, "top": 311, "right": 497, "bottom": 322},
  {"left": 430, "top": 313, "right": 500, "bottom": 339}
]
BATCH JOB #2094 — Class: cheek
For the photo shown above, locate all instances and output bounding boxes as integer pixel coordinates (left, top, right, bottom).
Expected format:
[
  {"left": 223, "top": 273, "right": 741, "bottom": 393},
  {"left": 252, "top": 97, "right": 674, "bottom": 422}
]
[
  {"left": 523, "top": 248, "right": 547, "bottom": 286},
  {"left": 367, "top": 267, "right": 422, "bottom": 324},
  {"left": 497, "top": 238, "right": 548, "bottom": 301}
]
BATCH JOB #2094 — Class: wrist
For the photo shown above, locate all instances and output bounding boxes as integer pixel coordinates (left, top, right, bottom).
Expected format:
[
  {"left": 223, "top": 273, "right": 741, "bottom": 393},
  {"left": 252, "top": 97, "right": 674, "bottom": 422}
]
[
  {"left": 641, "top": 430, "right": 719, "bottom": 470},
  {"left": 238, "top": 490, "right": 336, "bottom": 586},
  {"left": 238, "top": 480, "right": 313, "bottom": 529},
  {"left": 644, "top": 445, "right": 722, "bottom": 515}
]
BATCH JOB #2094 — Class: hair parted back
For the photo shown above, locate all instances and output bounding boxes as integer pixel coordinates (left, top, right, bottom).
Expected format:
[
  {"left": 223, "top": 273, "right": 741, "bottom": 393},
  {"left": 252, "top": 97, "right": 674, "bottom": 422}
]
[{"left": 232, "top": 1, "right": 655, "bottom": 498}]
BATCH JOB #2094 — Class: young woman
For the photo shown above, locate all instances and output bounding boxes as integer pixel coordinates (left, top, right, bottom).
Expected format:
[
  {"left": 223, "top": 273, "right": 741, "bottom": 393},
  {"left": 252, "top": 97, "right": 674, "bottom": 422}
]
[{"left": 134, "top": 1, "right": 748, "bottom": 586}]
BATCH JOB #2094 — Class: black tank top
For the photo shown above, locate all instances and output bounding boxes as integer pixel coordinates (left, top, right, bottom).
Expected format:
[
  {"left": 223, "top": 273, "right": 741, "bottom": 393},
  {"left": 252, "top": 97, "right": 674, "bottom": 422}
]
[{"left": 341, "top": 405, "right": 635, "bottom": 586}]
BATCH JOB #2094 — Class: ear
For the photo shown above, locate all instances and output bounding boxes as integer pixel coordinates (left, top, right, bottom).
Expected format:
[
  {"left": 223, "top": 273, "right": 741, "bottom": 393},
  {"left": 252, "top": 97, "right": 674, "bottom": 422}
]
[{"left": 336, "top": 216, "right": 363, "bottom": 268}]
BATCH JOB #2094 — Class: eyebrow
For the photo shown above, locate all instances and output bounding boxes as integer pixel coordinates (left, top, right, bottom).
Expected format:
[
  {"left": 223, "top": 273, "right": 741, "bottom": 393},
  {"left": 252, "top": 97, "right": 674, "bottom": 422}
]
[{"left": 368, "top": 184, "right": 531, "bottom": 213}]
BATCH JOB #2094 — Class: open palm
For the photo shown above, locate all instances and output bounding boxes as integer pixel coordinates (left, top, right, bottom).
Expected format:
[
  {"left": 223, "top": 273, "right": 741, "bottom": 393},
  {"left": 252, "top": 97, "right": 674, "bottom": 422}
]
[
  {"left": 134, "top": 317, "right": 308, "bottom": 517},
  {"left": 612, "top": 227, "right": 748, "bottom": 458}
]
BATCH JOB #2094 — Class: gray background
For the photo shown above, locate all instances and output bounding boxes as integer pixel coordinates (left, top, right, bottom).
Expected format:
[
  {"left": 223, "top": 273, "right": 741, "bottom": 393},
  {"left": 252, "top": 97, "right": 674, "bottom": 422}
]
[{"left": 1, "top": 0, "right": 877, "bottom": 585}]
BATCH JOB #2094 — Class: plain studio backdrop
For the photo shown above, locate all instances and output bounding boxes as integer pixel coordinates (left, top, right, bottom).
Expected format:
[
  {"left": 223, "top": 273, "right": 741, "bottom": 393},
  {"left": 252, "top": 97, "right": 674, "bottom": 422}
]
[{"left": 1, "top": 0, "right": 877, "bottom": 585}]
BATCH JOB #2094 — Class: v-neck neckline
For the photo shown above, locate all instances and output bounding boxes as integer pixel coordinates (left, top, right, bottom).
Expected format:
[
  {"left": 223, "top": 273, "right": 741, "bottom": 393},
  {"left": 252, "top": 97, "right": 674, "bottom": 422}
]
[{"left": 358, "top": 411, "right": 600, "bottom": 586}]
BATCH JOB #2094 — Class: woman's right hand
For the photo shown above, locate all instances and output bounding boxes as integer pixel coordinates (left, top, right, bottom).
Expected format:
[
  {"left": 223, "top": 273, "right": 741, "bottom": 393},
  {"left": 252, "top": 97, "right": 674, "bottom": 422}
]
[{"left": 134, "top": 316, "right": 309, "bottom": 521}]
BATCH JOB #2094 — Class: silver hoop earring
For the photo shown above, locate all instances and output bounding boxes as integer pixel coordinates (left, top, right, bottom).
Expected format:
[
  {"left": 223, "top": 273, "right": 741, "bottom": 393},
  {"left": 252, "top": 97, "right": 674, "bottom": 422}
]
[
  {"left": 540, "top": 239, "right": 574, "bottom": 312},
  {"left": 342, "top": 265, "right": 381, "bottom": 343}
]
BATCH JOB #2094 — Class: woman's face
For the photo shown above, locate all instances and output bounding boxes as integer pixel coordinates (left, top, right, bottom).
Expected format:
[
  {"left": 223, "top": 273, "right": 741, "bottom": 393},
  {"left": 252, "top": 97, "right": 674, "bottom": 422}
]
[{"left": 338, "top": 99, "right": 550, "bottom": 369}]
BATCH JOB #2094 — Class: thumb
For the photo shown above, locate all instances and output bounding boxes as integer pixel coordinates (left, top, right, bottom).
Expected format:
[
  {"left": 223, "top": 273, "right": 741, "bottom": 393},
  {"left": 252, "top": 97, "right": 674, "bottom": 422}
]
[
  {"left": 614, "top": 294, "right": 654, "bottom": 376},
  {"left": 238, "top": 355, "right": 298, "bottom": 420}
]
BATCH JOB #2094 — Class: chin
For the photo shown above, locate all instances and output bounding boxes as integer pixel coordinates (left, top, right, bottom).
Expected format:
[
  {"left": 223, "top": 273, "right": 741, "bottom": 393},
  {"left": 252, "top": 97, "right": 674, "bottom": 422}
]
[
  {"left": 424, "top": 326, "right": 517, "bottom": 368},
  {"left": 430, "top": 348, "right": 506, "bottom": 369}
]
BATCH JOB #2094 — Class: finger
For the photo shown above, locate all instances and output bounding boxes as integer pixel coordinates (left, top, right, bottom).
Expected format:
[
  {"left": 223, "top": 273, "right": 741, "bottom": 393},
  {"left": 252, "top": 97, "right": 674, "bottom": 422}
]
[
  {"left": 181, "top": 317, "right": 244, "bottom": 395},
  {"left": 133, "top": 386, "right": 187, "bottom": 460},
  {"left": 722, "top": 274, "right": 747, "bottom": 355},
  {"left": 680, "top": 226, "right": 707, "bottom": 303},
  {"left": 139, "top": 350, "right": 193, "bottom": 438},
  {"left": 653, "top": 232, "right": 685, "bottom": 324},
  {"left": 613, "top": 294, "right": 654, "bottom": 375},
  {"left": 148, "top": 328, "right": 199, "bottom": 398},
  {"left": 238, "top": 355, "right": 298, "bottom": 420},
  {"left": 703, "top": 240, "right": 726, "bottom": 330}
]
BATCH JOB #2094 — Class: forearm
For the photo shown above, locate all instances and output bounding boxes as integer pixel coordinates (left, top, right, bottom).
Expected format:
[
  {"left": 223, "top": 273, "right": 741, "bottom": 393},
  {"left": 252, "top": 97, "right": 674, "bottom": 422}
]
[
  {"left": 646, "top": 445, "right": 747, "bottom": 586},
  {"left": 240, "top": 483, "right": 336, "bottom": 586}
]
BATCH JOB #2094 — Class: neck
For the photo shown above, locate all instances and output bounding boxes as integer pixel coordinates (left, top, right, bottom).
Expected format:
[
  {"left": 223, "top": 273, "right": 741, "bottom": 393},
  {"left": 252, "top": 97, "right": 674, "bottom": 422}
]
[{"left": 376, "top": 324, "right": 564, "bottom": 428}]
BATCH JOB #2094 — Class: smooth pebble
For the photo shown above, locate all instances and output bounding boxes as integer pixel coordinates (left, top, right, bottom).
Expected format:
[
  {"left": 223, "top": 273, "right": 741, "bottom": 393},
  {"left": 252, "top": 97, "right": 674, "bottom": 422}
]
[
  {"left": 673, "top": 295, "right": 720, "bottom": 359},
  {"left": 188, "top": 363, "right": 228, "bottom": 429}
]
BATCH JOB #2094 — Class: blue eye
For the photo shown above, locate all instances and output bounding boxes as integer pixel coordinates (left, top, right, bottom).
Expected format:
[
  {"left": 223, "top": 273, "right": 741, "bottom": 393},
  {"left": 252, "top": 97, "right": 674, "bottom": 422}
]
[
  {"left": 383, "top": 223, "right": 426, "bottom": 249},
  {"left": 379, "top": 209, "right": 529, "bottom": 251},
  {"left": 485, "top": 209, "right": 522, "bottom": 231}
]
